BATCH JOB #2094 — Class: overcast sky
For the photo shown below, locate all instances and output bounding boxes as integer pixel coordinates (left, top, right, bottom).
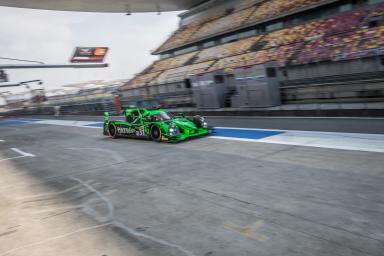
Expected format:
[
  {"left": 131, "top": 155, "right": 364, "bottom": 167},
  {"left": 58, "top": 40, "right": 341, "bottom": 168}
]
[{"left": 0, "top": 6, "right": 181, "bottom": 94}]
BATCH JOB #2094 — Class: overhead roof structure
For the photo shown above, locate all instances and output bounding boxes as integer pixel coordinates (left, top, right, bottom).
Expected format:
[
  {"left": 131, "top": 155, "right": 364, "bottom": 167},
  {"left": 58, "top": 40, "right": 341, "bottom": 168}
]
[{"left": 0, "top": 0, "right": 208, "bottom": 12}]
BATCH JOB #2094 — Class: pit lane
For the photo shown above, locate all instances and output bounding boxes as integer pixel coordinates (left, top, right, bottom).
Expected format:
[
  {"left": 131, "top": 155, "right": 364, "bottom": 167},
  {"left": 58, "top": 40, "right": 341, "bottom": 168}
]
[{"left": 0, "top": 117, "right": 383, "bottom": 256}]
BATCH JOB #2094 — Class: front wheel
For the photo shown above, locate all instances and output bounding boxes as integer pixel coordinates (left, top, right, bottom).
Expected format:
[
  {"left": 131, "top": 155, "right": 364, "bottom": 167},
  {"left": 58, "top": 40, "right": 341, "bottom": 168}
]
[
  {"left": 150, "top": 125, "right": 162, "bottom": 142},
  {"left": 192, "top": 115, "right": 207, "bottom": 128}
]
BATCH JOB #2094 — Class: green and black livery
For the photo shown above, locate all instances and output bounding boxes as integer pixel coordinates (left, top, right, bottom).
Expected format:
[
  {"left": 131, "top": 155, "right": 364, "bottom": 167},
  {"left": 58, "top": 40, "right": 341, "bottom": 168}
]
[{"left": 103, "top": 108, "right": 209, "bottom": 142}]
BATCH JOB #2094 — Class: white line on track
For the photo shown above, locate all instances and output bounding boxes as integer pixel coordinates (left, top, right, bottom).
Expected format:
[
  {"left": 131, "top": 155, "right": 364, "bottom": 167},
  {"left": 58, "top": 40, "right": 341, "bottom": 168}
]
[
  {"left": 208, "top": 116, "right": 384, "bottom": 120},
  {"left": 34, "top": 119, "right": 99, "bottom": 128},
  {"left": 214, "top": 126, "right": 384, "bottom": 137},
  {"left": 215, "top": 126, "right": 287, "bottom": 131},
  {"left": 210, "top": 131, "right": 384, "bottom": 153},
  {"left": 11, "top": 148, "right": 35, "bottom": 157},
  {"left": 84, "top": 126, "right": 102, "bottom": 129},
  {"left": 209, "top": 136, "right": 265, "bottom": 143},
  {"left": 0, "top": 148, "right": 35, "bottom": 162}
]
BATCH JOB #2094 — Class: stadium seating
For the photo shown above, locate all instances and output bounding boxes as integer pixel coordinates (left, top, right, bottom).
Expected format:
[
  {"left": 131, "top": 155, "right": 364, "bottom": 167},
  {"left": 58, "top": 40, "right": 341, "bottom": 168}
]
[
  {"left": 194, "top": 35, "right": 262, "bottom": 63},
  {"left": 154, "top": 20, "right": 204, "bottom": 53},
  {"left": 125, "top": 2, "right": 384, "bottom": 90},
  {"left": 154, "top": 0, "right": 331, "bottom": 53},
  {"left": 121, "top": 71, "right": 162, "bottom": 89},
  {"left": 154, "top": 10, "right": 225, "bottom": 53},
  {"left": 191, "top": 7, "right": 256, "bottom": 40},
  {"left": 246, "top": 0, "right": 326, "bottom": 24},
  {"left": 260, "top": 8, "right": 368, "bottom": 49},
  {"left": 152, "top": 61, "right": 215, "bottom": 84},
  {"left": 208, "top": 42, "right": 304, "bottom": 72},
  {"left": 149, "top": 51, "right": 197, "bottom": 72},
  {"left": 293, "top": 25, "right": 384, "bottom": 64}
]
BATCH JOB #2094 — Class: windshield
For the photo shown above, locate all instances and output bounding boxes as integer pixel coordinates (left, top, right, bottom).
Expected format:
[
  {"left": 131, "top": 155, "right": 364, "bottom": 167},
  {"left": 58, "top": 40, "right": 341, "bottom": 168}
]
[{"left": 152, "top": 112, "right": 175, "bottom": 121}]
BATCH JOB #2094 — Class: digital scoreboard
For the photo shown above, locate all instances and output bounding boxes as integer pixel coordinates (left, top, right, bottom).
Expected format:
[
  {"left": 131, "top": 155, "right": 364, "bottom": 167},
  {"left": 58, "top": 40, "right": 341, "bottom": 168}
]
[{"left": 71, "top": 47, "right": 109, "bottom": 63}]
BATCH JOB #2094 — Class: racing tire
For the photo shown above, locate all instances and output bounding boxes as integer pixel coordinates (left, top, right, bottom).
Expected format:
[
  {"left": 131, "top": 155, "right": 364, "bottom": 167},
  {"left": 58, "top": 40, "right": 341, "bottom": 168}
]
[
  {"left": 192, "top": 115, "right": 204, "bottom": 128},
  {"left": 108, "top": 123, "right": 118, "bottom": 139},
  {"left": 150, "top": 125, "right": 162, "bottom": 142}
]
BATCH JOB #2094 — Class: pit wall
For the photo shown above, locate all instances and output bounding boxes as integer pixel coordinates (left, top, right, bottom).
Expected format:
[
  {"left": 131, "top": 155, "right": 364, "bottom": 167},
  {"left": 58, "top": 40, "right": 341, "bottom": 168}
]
[{"left": 279, "top": 56, "right": 384, "bottom": 103}]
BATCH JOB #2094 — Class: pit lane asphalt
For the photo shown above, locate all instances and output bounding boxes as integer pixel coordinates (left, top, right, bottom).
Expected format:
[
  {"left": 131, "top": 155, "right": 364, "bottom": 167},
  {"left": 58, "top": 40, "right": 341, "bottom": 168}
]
[
  {"left": 17, "top": 114, "right": 384, "bottom": 134},
  {"left": 0, "top": 119, "right": 383, "bottom": 256}
]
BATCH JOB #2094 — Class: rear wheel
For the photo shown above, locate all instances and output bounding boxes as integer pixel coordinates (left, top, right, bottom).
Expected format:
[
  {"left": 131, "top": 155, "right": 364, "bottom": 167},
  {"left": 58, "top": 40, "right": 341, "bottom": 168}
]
[
  {"left": 150, "top": 125, "right": 162, "bottom": 142},
  {"left": 108, "top": 123, "right": 118, "bottom": 139}
]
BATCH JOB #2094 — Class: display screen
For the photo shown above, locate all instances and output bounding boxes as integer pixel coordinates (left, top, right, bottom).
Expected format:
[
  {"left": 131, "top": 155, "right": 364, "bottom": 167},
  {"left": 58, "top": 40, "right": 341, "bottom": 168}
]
[{"left": 70, "top": 47, "right": 109, "bottom": 63}]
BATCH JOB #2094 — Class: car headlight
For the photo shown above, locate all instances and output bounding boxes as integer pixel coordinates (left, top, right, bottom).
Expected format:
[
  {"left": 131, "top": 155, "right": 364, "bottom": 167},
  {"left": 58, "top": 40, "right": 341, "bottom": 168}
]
[
  {"left": 169, "top": 124, "right": 179, "bottom": 135},
  {"left": 199, "top": 117, "right": 207, "bottom": 128}
]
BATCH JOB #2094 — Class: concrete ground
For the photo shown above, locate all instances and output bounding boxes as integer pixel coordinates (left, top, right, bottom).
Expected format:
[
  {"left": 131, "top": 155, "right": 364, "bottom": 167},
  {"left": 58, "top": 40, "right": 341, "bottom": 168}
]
[
  {"left": 0, "top": 118, "right": 383, "bottom": 256},
  {"left": 0, "top": 160, "right": 145, "bottom": 256}
]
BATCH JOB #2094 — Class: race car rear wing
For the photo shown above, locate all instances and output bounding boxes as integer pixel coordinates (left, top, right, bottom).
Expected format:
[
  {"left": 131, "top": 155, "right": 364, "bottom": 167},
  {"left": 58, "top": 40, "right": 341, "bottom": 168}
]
[{"left": 104, "top": 112, "right": 110, "bottom": 122}]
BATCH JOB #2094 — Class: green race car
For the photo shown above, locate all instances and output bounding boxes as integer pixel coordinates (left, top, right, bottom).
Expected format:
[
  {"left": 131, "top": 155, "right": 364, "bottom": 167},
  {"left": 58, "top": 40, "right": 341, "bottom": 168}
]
[{"left": 103, "top": 108, "right": 209, "bottom": 142}]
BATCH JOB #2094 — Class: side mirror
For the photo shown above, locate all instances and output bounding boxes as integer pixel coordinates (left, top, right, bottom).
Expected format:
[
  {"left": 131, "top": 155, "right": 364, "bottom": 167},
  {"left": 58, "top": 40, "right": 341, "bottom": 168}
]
[{"left": 178, "top": 112, "right": 185, "bottom": 118}]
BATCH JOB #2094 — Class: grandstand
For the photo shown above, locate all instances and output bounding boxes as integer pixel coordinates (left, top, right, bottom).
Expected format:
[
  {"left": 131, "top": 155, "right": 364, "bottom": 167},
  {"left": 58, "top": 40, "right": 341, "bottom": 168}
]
[
  {"left": 119, "top": 0, "right": 384, "bottom": 109},
  {"left": 3, "top": 80, "right": 127, "bottom": 115}
]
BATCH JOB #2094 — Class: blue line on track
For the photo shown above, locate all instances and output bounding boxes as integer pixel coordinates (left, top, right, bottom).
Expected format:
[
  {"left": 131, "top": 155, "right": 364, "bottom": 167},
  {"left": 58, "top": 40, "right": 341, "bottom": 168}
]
[
  {"left": 213, "top": 128, "right": 283, "bottom": 140},
  {"left": 85, "top": 123, "right": 104, "bottom": 128},
  {"left": 84, "top": 122, "right": 283, "bottom": 140}
]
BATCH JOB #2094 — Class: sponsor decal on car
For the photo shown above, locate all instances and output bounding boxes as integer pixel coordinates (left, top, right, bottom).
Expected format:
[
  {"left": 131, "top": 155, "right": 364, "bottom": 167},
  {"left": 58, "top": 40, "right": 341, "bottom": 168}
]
[
  {"left": 117, "top": 127, "right": 136, "bottom": 135},
  {"left": 135, "top": 127, "right": 146, "bottom": 137}
]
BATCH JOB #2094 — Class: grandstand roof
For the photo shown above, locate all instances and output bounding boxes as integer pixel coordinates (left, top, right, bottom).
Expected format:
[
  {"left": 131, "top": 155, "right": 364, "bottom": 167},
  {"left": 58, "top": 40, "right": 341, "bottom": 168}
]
[{"left": 0, "top": 0, "right": 208, "bottom": 12}]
